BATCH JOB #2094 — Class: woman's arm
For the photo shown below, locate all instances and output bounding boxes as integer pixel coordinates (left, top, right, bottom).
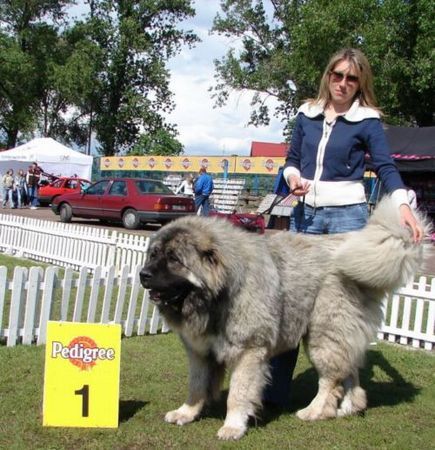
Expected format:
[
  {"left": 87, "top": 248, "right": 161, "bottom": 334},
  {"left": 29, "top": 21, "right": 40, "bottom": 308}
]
[{"left": 366, "top": 119, "right": 423, "bottom": 242}]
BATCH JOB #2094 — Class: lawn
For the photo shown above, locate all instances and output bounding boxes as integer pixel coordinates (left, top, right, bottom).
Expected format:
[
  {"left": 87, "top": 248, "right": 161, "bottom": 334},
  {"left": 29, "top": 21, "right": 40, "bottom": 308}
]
[
  {"left": 0, "top": 333, "right": 434, "bottom": 450},
  {"left": 1, "top": 254, "right": 434, "bottom": 449}
]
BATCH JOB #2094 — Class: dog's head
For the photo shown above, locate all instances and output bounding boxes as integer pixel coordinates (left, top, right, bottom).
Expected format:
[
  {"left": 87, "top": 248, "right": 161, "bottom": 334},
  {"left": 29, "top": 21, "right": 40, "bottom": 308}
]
[{"left": 140, "top": 217, "right": 225, "bottom": 308}]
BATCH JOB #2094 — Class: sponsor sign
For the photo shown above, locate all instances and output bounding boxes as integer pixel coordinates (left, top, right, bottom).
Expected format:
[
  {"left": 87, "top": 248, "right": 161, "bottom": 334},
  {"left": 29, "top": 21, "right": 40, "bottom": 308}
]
[
  {"left": 43, "top": 321, "right": 121, "bottom": 428},
  {"left": 99, "top": 155, "right": 286, "bottom": 174}
]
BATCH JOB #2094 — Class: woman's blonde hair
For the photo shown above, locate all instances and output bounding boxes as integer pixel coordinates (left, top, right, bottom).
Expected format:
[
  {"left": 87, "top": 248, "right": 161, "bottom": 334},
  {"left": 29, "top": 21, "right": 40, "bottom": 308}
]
[{"left": 314, "top": 48, "right": 381, "bottom": 113}]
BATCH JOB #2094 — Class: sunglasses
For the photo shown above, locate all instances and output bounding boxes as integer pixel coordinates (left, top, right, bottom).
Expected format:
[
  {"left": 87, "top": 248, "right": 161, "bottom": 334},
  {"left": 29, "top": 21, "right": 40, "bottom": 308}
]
[{"left": 330, "top": 70, "right": 359, "bottom": 84}]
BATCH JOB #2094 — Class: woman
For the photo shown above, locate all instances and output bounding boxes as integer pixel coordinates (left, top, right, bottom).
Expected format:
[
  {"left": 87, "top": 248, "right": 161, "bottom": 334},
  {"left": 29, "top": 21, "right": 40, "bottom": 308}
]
[
  {"left": 2, "top": 169, "right": 15, "bottom": 208},
  {"left": 284, "top": 48, "right": 422, "bottom": 240},
  {"left": 264, "top": 48, "right": 422, "bottom": 408},
  {"left": 15, "top": 169, "right": 28, "bottom": 208},
  {"left": 175, "top": 173, "right": 194, "bottom": 197}
]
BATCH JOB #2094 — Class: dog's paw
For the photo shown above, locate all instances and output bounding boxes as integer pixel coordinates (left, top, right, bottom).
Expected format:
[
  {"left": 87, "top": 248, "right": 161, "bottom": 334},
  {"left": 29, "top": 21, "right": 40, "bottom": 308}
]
[
  {"left": 164, "top": 408, "right": 196, "bottom": 425},
  {"left": 217, "top": 425, "right": 246, "bottom": 441},
  {"left": 296, "top": 405, "right": 336, "bottom": 421}
]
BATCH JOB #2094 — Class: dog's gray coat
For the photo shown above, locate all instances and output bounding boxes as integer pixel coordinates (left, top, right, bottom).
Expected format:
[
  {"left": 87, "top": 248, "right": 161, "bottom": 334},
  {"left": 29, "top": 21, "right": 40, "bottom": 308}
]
[{"left": 140, "top": 197, "right": 427, "bottom": 440}]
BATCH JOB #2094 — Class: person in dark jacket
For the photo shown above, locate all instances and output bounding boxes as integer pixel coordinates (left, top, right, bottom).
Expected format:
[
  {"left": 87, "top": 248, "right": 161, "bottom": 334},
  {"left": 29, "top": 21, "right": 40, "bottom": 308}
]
[
  {"left": 194, "top": 167, "right": 214, "bottom": 216},
  {"left": 26, "top": 162, "right": 43, "bottom": 209},
  {"left": 264, "top": 48, "right": 422, "bottom": 409}
]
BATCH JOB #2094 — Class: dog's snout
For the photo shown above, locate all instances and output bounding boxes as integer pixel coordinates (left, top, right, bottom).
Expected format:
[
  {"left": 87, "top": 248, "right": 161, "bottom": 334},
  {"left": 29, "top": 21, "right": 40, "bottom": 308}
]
[{"left": 140, "top": 268, "right": 152, "bottom": 286}]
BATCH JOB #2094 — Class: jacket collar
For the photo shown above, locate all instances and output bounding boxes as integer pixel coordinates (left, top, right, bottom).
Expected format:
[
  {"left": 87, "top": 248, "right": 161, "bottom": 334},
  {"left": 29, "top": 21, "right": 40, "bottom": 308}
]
[{"left": 298, "top": 99, "right": 380, "bottom": 122}]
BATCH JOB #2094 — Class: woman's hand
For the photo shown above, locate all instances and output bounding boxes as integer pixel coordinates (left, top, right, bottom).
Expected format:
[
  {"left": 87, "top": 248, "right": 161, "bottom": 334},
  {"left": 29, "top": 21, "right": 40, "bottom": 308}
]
[
  {"left": 288, "top": 175, "right": 310, "bottom": 196},
  {"left": 399, "top": 204, "right": 424, "bottom": 243}
]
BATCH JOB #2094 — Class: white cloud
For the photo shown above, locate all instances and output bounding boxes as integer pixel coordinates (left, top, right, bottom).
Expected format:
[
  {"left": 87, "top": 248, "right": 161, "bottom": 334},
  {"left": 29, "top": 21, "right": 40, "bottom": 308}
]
[
  {"left": 68, "top": 0, "right": 286, "bottom": 156},
  {"left": 165, "top": 1, "right": 285, "bottom": 156}
]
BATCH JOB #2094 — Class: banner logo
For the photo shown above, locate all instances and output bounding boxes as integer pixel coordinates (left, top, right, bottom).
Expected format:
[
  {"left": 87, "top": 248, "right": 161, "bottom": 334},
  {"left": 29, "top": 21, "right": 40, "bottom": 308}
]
[{"left": 51, "top": 336, "right": 115, "bottom": 371}]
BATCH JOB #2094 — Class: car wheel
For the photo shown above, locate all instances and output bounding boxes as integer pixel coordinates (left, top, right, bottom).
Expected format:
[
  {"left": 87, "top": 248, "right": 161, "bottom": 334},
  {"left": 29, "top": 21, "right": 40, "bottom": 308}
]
[
  {"left": 59, "top": 203, "right": 73, "bottom": 223},
  {"left": 122, "top": 208, "right": 140, "bottom": 229}
]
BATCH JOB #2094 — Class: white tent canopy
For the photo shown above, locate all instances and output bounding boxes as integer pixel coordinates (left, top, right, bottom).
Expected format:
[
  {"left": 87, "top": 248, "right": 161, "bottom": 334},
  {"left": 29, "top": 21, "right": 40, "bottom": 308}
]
[{"left": 0, "top": 138, "right": 93, "bottom": 180}]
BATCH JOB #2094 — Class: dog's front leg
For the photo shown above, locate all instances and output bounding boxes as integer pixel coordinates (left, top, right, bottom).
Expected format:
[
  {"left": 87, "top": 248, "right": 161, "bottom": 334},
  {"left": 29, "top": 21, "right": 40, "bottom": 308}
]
[
  {"left": 217, "top": 348, "right": 268, "bottom": 440},
  {"left": 165, "top": 349, "right": 210, "bottom": 426}
]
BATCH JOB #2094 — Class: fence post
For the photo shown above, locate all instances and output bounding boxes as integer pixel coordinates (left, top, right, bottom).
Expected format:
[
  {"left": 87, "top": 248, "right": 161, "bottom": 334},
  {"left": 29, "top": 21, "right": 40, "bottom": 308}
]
[
  {"left": 7, "top": 267, "right": 28, "bottom": 346},
  {"left": 106, "top": 230, "right": 118, "bottom": 269},
  {"left": 37, "top": 266, "right": 58, "bottom": 345}
]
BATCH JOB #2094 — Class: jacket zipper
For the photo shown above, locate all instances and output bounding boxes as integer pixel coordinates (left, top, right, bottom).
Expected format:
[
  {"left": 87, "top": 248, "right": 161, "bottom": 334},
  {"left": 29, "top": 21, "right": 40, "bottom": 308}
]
[{"left": 312, "top": 118, "right": 335, "bottom": 207}]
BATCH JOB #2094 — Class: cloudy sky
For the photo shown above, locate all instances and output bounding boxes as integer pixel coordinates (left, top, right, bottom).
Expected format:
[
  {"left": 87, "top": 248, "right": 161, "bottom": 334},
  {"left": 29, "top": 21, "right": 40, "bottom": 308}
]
[
  {"left": 69, "top": 1, "right": 284, "bottom": 156},
  {"left": 165, "top": 1, "right": 284, "bottom": 156}
]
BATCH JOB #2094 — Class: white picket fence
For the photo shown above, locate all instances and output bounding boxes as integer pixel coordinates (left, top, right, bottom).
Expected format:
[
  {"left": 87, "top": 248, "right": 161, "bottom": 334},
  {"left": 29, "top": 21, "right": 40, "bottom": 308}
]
[
  {"left": 0, "top": 213, "right": 149, "bottom": 274},
  {"left": 0, "top": 264, "right": 169, "bottom": 347},
  {"left": 377, "top": 276, "right": 434, "bottom": 350},
  {"left": 0, "top": 263, "right": 433, "bottom": 349}
]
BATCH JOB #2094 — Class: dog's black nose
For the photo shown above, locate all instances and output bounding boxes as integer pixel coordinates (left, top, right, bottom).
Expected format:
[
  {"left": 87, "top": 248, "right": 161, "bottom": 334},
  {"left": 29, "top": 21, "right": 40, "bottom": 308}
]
[{"left": 140, "top": 269, "right": 152, "bottom": 286}]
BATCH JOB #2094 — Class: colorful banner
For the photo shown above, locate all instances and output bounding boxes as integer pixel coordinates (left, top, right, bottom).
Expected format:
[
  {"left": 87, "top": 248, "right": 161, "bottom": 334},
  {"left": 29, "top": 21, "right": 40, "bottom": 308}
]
[{"left": 100, "top": 156, "right": 285, "bottom": 175}]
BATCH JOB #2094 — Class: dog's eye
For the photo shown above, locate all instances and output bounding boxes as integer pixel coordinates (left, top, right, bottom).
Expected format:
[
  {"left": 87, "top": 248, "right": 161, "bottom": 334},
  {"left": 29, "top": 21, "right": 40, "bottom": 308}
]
[
  {"left": 167, "top": 250, "right": 180, "bottom": 263},
  {"left": 149, "top": 247, "right": 160, "bottom": 259}
]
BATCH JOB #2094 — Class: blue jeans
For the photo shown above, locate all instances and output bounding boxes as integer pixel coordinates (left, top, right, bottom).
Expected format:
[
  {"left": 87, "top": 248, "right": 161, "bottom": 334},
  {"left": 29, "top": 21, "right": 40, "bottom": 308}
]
[
  {"left": 194, "top": 194, "right": 210, "bottom": 216},
  {"left": 2, "top": 186, "right": 13, "bottom": 207},
  {"left": 290, "top": 202, "right": 369, "bottom": 234},
  {"left": 28, "top": 185, "right": 39, "bottom": 207},
  {"left": 265, "top": 202, "right": 369, "bottom": 408}
]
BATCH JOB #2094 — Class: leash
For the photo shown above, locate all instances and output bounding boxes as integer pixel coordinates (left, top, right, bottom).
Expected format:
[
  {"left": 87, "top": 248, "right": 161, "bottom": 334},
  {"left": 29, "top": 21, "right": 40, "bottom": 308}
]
[{"left": 259, "top": 188, "right": 299, "bottom": 215}]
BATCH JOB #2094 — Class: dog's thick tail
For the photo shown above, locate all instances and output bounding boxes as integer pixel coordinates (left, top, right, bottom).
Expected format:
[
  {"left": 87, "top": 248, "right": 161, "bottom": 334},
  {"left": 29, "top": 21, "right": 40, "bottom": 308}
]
[{"left": 334, "top": 197, "right": 430, "bottom": 291}]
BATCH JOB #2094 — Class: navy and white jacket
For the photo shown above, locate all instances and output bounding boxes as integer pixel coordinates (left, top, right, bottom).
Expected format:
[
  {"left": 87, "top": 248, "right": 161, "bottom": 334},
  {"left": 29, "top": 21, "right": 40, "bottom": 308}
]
[{"left": 283, "top": 100, "right": 408, "bottom": 208}]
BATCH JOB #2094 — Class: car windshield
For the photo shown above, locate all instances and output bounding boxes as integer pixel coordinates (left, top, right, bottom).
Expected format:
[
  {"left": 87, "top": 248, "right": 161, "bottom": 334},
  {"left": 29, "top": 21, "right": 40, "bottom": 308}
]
[
  {"left": 135, "top": 179, "right": 173, "bottom": 194},
  {"left": 86, "top": 180, "right": 110, "bottom": 195}
]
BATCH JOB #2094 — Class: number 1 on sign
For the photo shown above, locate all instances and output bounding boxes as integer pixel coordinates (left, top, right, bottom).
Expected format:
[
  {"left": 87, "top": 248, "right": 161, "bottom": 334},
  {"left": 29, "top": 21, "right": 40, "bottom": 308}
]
[{"left": 75, "top": 385, "right": 89, "bottom": 417}]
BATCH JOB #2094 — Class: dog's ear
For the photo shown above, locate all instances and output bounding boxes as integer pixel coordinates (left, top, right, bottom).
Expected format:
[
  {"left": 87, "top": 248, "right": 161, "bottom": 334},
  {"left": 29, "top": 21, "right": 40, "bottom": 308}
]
[{"left": 195, "top": 235, "right": 219, "bottom": 266}]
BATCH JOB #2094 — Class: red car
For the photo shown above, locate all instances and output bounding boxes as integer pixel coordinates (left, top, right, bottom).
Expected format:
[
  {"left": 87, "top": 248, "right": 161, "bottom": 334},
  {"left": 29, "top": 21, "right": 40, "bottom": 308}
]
[
  {"left": 51, "top": 178, "right": 196, "bottom": 229},
  {"left": 38, "top": 177, "right": 91, "bottom": 206}
]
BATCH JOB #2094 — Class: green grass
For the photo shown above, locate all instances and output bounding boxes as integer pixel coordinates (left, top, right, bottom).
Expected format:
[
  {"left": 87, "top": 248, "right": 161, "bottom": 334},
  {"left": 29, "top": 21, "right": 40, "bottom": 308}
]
[
  {"left": 0, "top": 334, "right": 434, "bottom": 450},
  {"left": 1, "top": 254, "right": 434, "bottom": 448}
]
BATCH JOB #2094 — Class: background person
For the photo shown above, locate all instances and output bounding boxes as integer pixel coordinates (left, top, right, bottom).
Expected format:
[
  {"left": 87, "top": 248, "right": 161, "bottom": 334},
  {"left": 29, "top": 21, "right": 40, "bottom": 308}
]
[
  {"left": 264, "top": 47, "right": 423, "bottom": 409},
  {"left": 26, "top": 162, "right": 43, "bottom": 209},
  {"left": 15, "top": 169, "right": 28, "bottom": 208},
  {"left": 175, "top": 173, "right": 194, "bottom": 197},
  {"left": 1, "top": 169, "right": 15, "bottom": 208},
  {"left": 194, "top": 167, "right": 214, "bottom": 216}
]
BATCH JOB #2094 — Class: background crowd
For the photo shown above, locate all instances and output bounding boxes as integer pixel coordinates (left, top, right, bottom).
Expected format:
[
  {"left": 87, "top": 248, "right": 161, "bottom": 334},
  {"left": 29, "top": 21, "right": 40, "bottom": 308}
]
[{"left": 1, "top": 162, "right": 48, "bottom": 210}]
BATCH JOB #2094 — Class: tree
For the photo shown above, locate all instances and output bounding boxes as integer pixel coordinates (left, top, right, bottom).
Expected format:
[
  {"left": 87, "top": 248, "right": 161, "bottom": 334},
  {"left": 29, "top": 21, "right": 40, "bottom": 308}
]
[
  {"left": 0, "top": 0, "right": 75, "bottom": 147},
  {"left": 211, "top": 0, "right": 434, "bottom": 138},
  {"left": 82, "top": 0, "right": 199, "bottom": 156},
  {"left": 129, "top": 128, "right": 184, "bottom": 156}
]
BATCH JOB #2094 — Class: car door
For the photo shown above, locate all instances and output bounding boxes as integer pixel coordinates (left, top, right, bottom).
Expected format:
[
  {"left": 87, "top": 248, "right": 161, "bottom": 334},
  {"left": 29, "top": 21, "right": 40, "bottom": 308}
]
[
  {"left": 103, "top": 180, "right": 129, "bottom": 219},
  {"left": 72, "top": 180, "right": 110, "bottom": 218}
]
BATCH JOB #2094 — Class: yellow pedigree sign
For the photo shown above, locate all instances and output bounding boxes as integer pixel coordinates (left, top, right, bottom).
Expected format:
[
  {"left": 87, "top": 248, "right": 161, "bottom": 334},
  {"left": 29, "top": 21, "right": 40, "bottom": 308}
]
[{"left": 43, "top": 321, "right": 121, "bottom": 428}]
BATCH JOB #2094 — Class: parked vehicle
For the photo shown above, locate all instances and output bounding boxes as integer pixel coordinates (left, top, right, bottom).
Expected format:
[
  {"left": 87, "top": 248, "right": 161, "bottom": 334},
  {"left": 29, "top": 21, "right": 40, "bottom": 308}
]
[
  {"left": 38, "top": 177, "right": 91, "bottom": 206},
  {"left": 51, "top": 178, "right": 196, "bottom": 229}
]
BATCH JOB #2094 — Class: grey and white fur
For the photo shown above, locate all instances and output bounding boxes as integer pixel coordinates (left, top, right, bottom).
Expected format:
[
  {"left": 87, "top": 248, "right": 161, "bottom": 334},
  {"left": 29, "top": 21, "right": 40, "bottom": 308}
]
[{"left": 140, "top": 196, "right": 428, "bottom": 440}]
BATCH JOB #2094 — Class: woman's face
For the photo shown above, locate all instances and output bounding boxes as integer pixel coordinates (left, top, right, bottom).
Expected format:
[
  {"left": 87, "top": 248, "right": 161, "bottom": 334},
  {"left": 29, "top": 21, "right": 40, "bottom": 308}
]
[{"left": 328, "top": 59, "right": 360, "bottom": 108}]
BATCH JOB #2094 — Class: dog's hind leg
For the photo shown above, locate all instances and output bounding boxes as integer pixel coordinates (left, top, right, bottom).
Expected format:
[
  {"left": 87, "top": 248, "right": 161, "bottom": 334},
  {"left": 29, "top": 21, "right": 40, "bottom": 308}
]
[
  {"left": 165, "top": 350, "right": 211, "bottom": 425},
  {"left": 217, "top": 348, "right": 269, "bottom": 440},
  {"left": 296, "top": 376, "right": 343, "bottom": 421},
  {"left": 337, "top": 371, "right": 367, "bottom": 417}
]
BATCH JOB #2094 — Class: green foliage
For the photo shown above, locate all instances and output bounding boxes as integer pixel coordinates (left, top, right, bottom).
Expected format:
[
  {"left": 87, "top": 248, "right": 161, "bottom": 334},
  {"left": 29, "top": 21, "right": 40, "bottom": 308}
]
[
  {"left": 0, "top": 0, "right": 198, "bottom": 153},
  {"left": 130, "top": 128, "right": 184, "bottom": 156},
  {"left": 211, "top": 0, "right": 435, "bottom": 135},
  {"left": 0, "top": 0, "right": 78, "bottom": 147},
  {"left": 82, "top": 0, "right": 199, "bottom": 156}
]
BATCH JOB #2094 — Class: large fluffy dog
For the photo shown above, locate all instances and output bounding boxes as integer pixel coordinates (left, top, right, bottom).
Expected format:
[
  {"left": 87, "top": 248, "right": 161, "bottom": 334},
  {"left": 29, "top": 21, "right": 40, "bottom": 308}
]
[{"left": 140, "top": 197, "right": 426, "bottom": 440}]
